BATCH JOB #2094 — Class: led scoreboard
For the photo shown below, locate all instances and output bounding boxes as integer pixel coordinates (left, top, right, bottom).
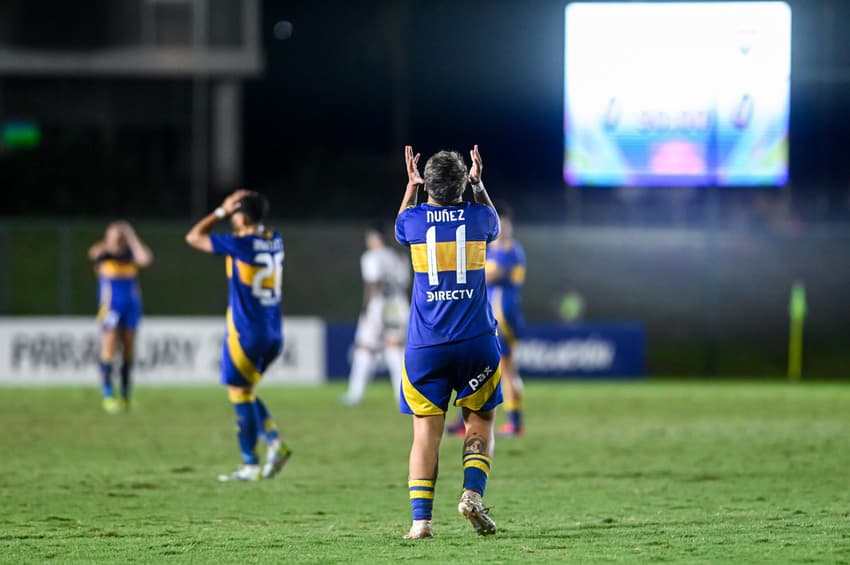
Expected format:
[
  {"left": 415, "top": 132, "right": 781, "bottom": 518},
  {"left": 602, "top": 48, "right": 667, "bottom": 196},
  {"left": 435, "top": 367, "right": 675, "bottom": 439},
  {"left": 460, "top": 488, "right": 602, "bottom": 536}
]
[{"left": 563, "top": 2, "right": 791, "bottom": 187}]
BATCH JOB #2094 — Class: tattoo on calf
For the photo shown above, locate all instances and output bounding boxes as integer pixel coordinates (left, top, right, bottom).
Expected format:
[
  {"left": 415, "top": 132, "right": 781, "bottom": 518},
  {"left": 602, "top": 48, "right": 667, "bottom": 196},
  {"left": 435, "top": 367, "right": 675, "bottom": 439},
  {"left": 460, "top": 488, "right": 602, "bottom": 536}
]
[{"left": 463, "top": 435, "right": 487, "bottom": 454}]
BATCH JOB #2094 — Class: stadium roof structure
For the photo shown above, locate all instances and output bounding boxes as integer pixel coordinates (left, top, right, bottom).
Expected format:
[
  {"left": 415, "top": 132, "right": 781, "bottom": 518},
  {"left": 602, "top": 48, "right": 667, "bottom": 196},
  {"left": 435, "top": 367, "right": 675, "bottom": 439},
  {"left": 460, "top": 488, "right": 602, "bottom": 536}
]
[{"left": 0, "top": 0, "right": 262, "bottom": 78}]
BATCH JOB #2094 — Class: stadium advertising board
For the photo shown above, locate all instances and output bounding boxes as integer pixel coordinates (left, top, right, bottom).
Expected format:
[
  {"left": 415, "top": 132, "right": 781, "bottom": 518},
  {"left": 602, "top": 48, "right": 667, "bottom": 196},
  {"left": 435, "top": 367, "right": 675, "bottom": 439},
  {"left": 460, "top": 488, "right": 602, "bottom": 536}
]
[
  {"left": 564, "top": 2, "right": 791, "bottom": 187},
  {"left": 325, "top": 322, "right": 645, "bottom": 378},
  {"left": 0, "top": 317, "right": 325, "bottom": 385}
]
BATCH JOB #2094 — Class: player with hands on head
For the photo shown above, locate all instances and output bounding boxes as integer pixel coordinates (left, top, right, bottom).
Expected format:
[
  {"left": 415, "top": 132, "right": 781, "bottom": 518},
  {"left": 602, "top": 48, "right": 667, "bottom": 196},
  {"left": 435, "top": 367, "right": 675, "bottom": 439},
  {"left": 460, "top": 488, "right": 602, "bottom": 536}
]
[
  {"left": 185, "top": 189, "right": 293, "bottom": 482},
  {"left": 396, "top": 143, "right": 502, "bottom": 539},
  {"left": 89, "top": 220, "right": 153, "bottom": 414}
]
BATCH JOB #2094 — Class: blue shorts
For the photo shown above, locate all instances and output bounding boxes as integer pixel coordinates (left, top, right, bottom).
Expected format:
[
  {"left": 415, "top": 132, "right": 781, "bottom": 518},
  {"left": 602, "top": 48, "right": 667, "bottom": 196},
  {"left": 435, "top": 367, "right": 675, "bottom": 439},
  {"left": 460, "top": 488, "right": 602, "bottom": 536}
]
[
  {"left": 496, "top": 306, "right": 524, "bottom": 356},
  {"left": 400, "top": 332, "right": 503, "bottom": 416},
  {"left": 221, "top": 333, "right": 283, "bottom": 388},
  {"left": 98, "top": 299, "right": 142, "bottom": 332}
]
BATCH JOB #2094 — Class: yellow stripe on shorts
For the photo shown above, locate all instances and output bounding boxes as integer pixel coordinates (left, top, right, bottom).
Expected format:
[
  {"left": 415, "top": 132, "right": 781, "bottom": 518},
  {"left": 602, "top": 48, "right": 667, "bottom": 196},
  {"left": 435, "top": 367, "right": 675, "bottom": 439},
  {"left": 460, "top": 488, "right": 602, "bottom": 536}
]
[
  {"left": 226, "top": 308, "right": 262, "bottom": 384},
  {"left": 455, "top": 363, "right": 502, "bottom": 411},
  {"left": 401, "top": 362, "right": 444, "bottom": 416}
]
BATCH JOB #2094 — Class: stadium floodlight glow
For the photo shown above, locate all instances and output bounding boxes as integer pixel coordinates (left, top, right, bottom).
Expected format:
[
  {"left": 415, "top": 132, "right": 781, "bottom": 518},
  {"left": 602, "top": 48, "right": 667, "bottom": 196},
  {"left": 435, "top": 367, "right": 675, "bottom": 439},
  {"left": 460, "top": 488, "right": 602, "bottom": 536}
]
[{"left": 563, "top": 2, "right": 792, "bottom": 187}]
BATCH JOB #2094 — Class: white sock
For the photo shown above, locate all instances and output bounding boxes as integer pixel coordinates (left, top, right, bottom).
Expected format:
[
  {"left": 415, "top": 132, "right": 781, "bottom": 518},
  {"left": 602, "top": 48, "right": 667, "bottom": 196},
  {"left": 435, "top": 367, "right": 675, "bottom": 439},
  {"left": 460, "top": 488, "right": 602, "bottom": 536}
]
[
  {"left": 384, "top": 346, "right": 404, "bottom": 404},
  {"left": 346, "top": 348, "right": 374, "bottom": 404}
]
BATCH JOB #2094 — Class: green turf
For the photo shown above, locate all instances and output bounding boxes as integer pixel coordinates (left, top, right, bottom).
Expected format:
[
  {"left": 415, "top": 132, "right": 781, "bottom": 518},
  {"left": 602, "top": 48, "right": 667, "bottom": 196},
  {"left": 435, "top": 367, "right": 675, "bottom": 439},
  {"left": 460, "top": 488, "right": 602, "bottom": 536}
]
[{"left": 2, "top": 382, "right": 849, "bottom": 563}]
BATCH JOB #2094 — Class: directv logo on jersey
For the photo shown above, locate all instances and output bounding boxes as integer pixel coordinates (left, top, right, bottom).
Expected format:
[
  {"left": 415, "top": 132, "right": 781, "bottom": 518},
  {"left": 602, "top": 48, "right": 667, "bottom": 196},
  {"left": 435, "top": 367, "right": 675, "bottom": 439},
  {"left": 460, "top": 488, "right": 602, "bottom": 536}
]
[{"left": 426, "top": 289, "right": 474, "bottom": 302}]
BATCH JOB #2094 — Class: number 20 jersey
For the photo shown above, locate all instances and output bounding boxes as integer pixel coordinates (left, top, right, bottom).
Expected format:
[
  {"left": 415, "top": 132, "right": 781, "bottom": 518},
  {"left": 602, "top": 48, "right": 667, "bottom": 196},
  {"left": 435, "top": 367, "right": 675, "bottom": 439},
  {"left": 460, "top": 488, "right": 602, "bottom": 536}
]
[
  {"left": 210, "top": 231, "right": 284, "bottom": 342},
  {"left": 395, "top": 202, "right": 500, "bottom": 348}
]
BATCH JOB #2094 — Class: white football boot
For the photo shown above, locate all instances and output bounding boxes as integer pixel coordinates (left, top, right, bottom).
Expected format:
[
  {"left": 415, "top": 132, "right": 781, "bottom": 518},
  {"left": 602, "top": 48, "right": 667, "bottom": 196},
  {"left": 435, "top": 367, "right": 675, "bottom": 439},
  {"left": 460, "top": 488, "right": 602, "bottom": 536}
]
[
  {"left": 403, "top": 520, "right": 433, "bottom": 539},
  {"left": 218, "top": 464, "right": 261, "bottom": 482},
  {"left": 458, "top": 490, "right": 496, "bottom": 536},
  {"left": 261, "top": 441, "right": 292, "bottom": 479}
]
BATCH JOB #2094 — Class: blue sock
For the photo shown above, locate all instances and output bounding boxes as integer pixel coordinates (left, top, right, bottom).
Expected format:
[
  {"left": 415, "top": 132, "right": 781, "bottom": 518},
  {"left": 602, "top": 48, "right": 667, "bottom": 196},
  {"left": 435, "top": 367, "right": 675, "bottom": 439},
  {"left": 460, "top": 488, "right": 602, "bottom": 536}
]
[
  {"left": 254, "top": 396, "right": 280, "bottom": 444},
  {"left": 463, "top": 452, "right": 492, "bottom": 495},
  {"left": 508, "top": 410, "right": 522, "bottom": 430},
  {"left": 120, "top": 359, "right": 133, "bottom": 400},
  {"left": 408, "top": 479, "right": 435, "bottom": 520},
  {"left": 99, "top": 359, "right": 114, "bottom": 398},
  {"left": 232, "top": 398, "right": 260, "bottom": 465}
]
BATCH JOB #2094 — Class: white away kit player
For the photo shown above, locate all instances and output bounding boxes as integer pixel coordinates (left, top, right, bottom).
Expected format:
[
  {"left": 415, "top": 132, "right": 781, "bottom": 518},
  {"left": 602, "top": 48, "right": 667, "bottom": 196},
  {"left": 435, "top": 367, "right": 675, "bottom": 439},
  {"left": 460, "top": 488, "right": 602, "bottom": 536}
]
[{"left": 343, "top": 226, "right": 411, "bottom": 406}]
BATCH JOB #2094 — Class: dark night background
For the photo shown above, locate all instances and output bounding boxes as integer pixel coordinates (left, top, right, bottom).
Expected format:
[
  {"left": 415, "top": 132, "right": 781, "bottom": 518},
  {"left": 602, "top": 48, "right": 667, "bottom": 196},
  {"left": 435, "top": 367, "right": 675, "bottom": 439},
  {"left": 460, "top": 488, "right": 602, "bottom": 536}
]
[
  {"left": 1, "top": 0, "right": 849, "bottom": 224},
  {"left": 0, "top": 1, "right": 848, "bottom": 376}
]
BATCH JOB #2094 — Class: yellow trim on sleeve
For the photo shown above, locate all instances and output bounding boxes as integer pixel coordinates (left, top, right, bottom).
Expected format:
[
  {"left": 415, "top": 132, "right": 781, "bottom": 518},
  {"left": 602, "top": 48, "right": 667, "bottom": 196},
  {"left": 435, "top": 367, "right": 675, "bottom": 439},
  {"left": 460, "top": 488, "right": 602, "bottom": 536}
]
[
  {"left": 402, "top": 362, "right": 444, "bottom": 416},
  {"left": 226, "top": 308, "right": 262, "bottom": 384},
  {"left": 226, "top": 256, "right": 233, "bottom": 279},
  {"left": 409, "top": 241, "right": 487, "bottom": 273},
  {"left": 455, "top": 363, "right": 502, "bottom": 411}
]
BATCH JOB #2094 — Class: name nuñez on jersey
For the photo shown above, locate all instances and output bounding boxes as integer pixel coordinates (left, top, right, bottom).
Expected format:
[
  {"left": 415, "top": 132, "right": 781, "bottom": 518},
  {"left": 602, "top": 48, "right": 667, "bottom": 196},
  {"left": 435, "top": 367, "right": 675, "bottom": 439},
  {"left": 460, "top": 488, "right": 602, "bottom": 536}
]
[
  {"left": 426, "top": 289, "right": 474, "bottom": 302},
  {"left": 426, "top": 209, "right": 465, "bottom": 223}
]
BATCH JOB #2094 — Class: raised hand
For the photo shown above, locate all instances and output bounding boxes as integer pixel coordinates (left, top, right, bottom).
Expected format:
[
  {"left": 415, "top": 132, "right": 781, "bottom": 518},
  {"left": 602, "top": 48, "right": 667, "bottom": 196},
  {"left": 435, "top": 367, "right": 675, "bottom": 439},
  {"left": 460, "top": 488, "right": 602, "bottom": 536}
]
[
  {"left": 469, "top": 144, "right": 483, "bottom": 184},
  {"left": 121, "top": 223, "right": 139, "bottom": 240},
  {"left": 222, "top": 189, "right": 251, "bottom": 215},
  {"left": 405, "top": 145, "right": 424, "bottom": 186}
]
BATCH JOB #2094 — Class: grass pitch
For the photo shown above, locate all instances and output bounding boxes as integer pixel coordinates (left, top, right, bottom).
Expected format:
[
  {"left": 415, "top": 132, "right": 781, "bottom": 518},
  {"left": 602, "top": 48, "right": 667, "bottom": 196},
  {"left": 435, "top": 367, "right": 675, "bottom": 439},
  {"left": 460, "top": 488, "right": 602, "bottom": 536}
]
[{"left": 2, "top": 381, "right": 849, "bottom": 563}]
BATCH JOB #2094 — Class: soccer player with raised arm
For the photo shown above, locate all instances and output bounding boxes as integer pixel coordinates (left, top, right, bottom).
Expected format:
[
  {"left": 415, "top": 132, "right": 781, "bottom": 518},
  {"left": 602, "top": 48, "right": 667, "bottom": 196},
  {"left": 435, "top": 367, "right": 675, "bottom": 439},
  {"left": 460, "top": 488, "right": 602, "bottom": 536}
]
[
  {"left": 186, "top": 189, "right": 292, "bottom": 482},
  {"left": 395, "top": 145, "right": 502, "bottom": 539},
  {"left": 88, "top": 221, "right": 153, "bottom": 414},
  {"left": 342, "top": 226, "right": 410, "bottom": 406}
]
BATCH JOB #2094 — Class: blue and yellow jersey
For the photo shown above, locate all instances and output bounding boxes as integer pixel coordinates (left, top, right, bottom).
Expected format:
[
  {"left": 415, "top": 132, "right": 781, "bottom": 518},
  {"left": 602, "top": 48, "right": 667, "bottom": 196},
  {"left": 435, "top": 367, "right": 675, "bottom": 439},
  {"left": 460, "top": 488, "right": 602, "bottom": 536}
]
[
  {"left": 395, "top": 202, "right": 500, "bottom": 348},
  {"left": 486, "top": 241, "right": 526, "bottom": 346},
  {"left": 210, "top": 231, "right": 284, "bottom": 343},
  {"left": 94, "top": 248, "right": 141, "bottom": 311}
]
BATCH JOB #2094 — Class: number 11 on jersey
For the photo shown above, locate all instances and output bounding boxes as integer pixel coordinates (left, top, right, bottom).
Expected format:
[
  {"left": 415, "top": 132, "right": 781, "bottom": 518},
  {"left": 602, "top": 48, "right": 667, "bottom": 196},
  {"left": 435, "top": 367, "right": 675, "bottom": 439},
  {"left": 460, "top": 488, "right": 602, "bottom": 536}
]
[{"left": 425, "top": 225, "right": 466, "bottom": 286}]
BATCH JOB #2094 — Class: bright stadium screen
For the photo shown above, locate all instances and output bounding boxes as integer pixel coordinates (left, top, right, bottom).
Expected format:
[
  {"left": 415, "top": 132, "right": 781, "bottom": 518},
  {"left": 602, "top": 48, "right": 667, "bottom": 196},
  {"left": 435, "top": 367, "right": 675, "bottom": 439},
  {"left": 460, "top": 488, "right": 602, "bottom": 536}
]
[{"left": 563, "top": 2, "right": 792, "bottom": 187}]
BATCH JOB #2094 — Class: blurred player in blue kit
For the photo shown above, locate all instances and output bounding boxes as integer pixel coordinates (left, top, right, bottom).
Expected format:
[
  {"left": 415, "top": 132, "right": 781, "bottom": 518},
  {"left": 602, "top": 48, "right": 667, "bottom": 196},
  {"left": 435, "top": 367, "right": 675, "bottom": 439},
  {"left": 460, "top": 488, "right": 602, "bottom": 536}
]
[
  {"left": 88, "top": 221, "right": 153, "bottom": 414},
  {"left": 395, "top": 145, "right": 502, "bottom": 539},
  {"left": 186, "top": 189, "right": 292, "bottom": 481},
  {"left": 485, "top": 206, "right": 527, "bottom": 437},
  {"left": 447, "top": 203, "right": 527, "bottom": 437}
]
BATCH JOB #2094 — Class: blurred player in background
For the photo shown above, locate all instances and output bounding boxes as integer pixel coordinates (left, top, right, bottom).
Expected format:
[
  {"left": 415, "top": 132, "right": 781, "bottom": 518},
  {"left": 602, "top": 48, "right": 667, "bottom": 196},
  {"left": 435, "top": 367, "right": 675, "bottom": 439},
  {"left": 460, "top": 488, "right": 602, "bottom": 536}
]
[
  {"left": 185, "top": 189, "right": 292, "bottom": 482},
  {"left": 395, "top": 144, "right": 501, "bottom": 539},
  {"left": 342, "top": 225, "right": 410, "bottom": 407},
  {"left": 447, "top": 203, "right": 526, "bottom": 437},
  {"left": 88, "top": 221, "right": 153, "bottom": 414},
  {"left": 484, "top": 204, "right": 527, "bottom": 437}
]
